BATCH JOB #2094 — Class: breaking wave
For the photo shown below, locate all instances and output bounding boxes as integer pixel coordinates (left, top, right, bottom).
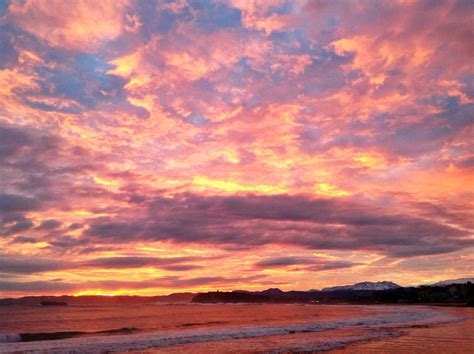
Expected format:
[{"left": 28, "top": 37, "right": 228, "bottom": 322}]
[
  {"left": 0, "top": 327, "right": 138, "bottom": 343},
  {"left": 0, "top": 306, "right": 465, "bottom": 353}
]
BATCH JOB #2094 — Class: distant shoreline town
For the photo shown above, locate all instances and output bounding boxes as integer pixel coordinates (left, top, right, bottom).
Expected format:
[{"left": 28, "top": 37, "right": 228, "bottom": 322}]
[{"left": 1, "top": 278, "right": 473, "bottom": 307}]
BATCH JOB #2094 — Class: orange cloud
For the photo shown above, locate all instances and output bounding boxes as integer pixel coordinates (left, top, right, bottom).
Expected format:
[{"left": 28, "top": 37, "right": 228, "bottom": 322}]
[
  {"left": 7, "top": 0, "right": 130, "bottom": 50},
  {"left": 0, "top": 0, "right": 472, "bottom": 296}
]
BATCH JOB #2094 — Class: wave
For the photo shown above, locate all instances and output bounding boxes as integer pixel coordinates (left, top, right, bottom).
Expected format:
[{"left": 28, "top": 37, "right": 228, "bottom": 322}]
[
  {"left": 0, "top": 306, "right": 465, "bottom": 353},
  {"left": 0, "top": 327, "right": 138, "bottom": 343},
  {"left": 178, "top": 321, "right": 228, "bottom": 327},
  {"left": 0, "top": 334, "right": 21, "bottom": 343}
]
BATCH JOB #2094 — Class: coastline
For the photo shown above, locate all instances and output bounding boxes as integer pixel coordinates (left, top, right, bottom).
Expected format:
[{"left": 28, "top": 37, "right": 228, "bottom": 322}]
[
  {"left": 1, "top": 304, "right": 470, "bottom": 353},
  {"left": 122, "top": 305, "right": 469, "bottom": 353},
  {"left": 332, "top": 306, "right": 474, "bottom": 353}
]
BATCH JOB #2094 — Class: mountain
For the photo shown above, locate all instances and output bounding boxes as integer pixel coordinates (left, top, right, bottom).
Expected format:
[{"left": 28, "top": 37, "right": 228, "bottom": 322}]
[
  {"left": 432, "top": 278, "right": 474, "bottom": 286},
  {"left": 259, "top": 288, "right": 285, "bottom": 296},
  {"left": 192, "top": 291, "right": 270, "bottom": 303},
  {"left": 191, "top": 282, "right": 473, "bottom": 305},
  {"left": 322, "top": 281, "right": 402, "bottom": 292},
  {"left": 2, "top": 281, "right": 473, "bottom": 306}
]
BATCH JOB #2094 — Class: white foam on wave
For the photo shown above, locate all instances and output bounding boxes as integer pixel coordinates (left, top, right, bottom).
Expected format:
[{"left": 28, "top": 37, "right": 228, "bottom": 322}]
[
  {"left": 0, "top": 334, "right": 21, "bottom": 344},
  {"left": 0, "top": 306, "right": 465, "bottom": 353}
]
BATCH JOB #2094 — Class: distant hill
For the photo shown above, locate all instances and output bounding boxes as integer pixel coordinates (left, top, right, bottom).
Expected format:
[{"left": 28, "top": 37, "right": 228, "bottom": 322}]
[
  {"left": 192, "top": 291, "right": 270, "bottom": 303},
  {"left": 0, "top": 293, "right": 195, "bottom": 306},
  {"left": 259, "top": 288, "right": 285, "bottom": 296},
  {"left": 192, "top": 282, "right": 473, "bottom": 306},
  {"left": 2, "top": 279, "right": 474, "bottom": 307},
  {"left": 322, "top": 281, "right": 402, "bottom": 292},
  {"left": 432, "top": 278, "right": 474, "bottom": 286}
]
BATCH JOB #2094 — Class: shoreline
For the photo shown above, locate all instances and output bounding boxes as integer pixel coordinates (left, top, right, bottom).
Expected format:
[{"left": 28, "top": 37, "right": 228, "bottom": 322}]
[
  {"left": 1, "top": 304, "right": 466, "bottom": 353},
  {"left": 128, "top": 305, "right": 473, "bottom": 353},
  {"left": 331, "top": 306, "right": 474, "bottom": 353}
]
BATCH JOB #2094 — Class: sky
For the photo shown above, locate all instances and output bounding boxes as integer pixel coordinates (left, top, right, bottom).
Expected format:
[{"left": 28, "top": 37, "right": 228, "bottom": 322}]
[{"left": 0, "top": 0, "right": 473, "bottom": 297}]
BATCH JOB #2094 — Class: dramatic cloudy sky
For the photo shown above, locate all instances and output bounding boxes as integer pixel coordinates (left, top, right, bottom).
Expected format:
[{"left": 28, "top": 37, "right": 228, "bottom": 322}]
[{"left": 0, "top": 0, "right": 473, "bottom": 296}]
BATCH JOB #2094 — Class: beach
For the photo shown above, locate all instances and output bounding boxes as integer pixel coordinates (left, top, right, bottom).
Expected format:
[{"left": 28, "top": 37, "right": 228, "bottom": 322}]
[
  {"left": 131, "top": 306, "right": 474, "bottom": 353},
  {"left": 333, "top": 306, "right": 474, "bottom": 353},
  {"left": 0, "top": 304, "right": 471, "bottom": 353}
]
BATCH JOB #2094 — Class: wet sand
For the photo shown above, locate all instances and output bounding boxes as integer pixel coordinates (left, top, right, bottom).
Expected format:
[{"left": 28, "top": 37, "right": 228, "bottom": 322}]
[
  {"left": 2, "top": 304, "right": 470, "bottom": 353},
  {"left": 127, "top": 306, "right": 473, "bottom": 353},
  {"left": 332, "top": 306, "right": 474, "bottom": 353}
]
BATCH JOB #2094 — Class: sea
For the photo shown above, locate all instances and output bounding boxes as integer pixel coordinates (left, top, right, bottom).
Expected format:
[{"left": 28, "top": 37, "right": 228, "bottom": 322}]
[{"left": 0, "top": 303, "right": 472, "bottom": 353}]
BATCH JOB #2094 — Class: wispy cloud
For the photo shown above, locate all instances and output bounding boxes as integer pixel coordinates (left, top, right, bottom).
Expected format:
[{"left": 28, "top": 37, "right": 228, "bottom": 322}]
[{"left": 0, "top": 0, "right": 472, "bottom": 295}]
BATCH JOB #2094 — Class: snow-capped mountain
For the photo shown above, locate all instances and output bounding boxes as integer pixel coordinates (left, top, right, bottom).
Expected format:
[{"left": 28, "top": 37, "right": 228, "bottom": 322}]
[
  {"left": 432, "top": 277, "right": 474, "bottom": 286},
  {"left": 322, "top": 281, "right": 402, "bottom": 292}
]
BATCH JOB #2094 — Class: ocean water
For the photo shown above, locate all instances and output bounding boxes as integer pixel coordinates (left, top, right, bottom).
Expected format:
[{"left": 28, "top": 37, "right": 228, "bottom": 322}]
[{"left": 0, "top": 303, "right": 469, "bottom": 353}]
